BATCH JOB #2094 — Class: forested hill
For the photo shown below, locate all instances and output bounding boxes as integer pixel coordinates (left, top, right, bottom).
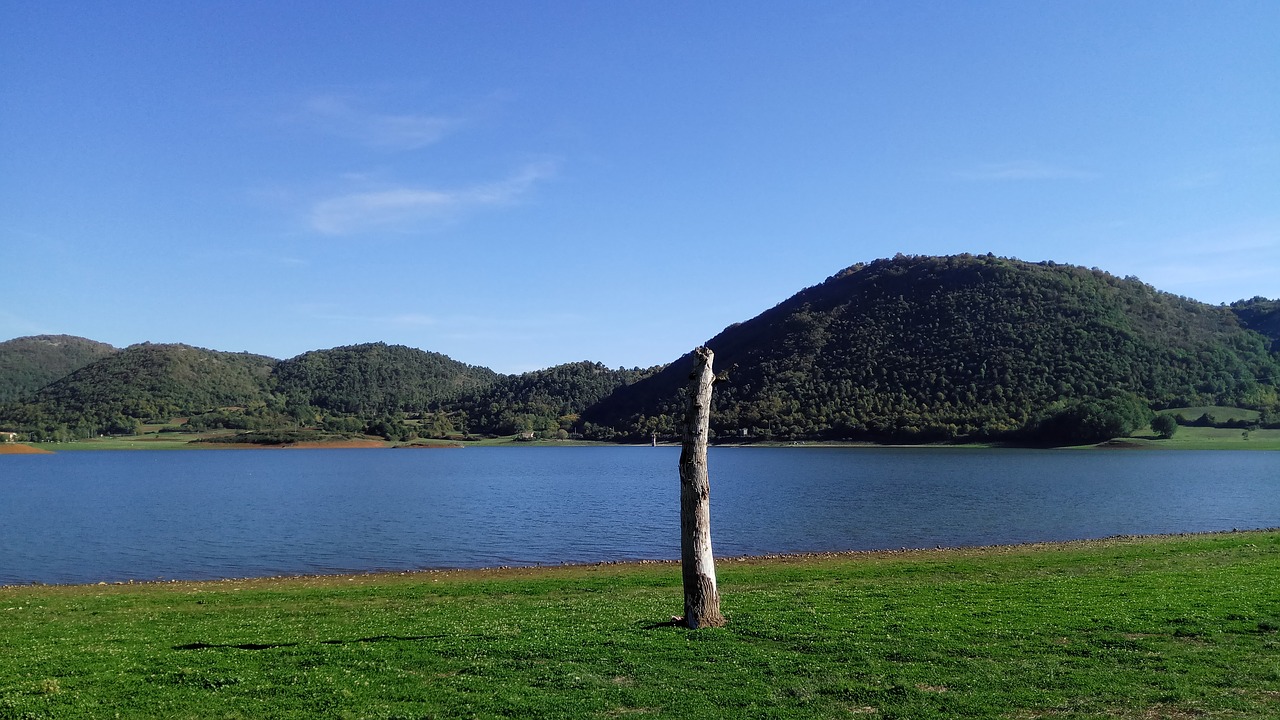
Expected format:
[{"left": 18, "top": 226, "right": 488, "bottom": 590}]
[
  {"left": 3, "top": 254, "right": 1277, "bottom": 444},
  {"left": 453, "top": 361, "right": 656, "bottom": 436},
  {"left": 0, "top": 340, "right": 635, "bottom": 441},
  {"left": 0, "top": 335, "right": 117, "bottom": 403},
  {"left": 1232, "top": 297, "right": 1280, "bottom": 351},
  {"left": 274, "top": 342, "right": 497, "bottom": 415},
  {"left": 581, "top": 254, "right": 1280, "bottom": 442},
  {"left": 3, "top": 343, "right": 278, "bottom": 437}
]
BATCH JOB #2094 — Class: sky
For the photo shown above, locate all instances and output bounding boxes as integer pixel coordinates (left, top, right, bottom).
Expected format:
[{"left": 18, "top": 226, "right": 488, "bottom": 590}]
[{"left": 2, "top": 2, "right": 1277, "bottom": 373}]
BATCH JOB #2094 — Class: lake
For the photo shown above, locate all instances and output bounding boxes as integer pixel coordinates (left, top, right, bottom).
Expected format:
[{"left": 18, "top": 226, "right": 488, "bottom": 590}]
[{"left": 1, "top": 446, "right": 1277, "bottom": 585}]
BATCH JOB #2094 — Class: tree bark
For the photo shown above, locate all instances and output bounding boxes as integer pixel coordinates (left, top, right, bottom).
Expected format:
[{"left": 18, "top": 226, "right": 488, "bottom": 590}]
[{"left": 679, "top": 346, "right": 726, "bottom": 628}]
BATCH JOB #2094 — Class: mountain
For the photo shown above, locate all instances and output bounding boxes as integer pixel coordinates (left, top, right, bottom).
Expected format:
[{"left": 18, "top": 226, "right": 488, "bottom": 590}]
[
  {"left": 582, "top": 254, "right": 1280, "bottom": 442},
  {"left": 273, "top": 342, "right": 497, "bottom": 415},
  {"left": 4, "top": 254, "right": 1277, "bottom": 445},
  {"left": 0, "top": 335, "right": 117, "bottom": 403},
  {"left": 2, "top": 343, "right": 278, "bottom": 439},
  {"left": 451, "top": 361, "right": 657, "bottom": 435}
]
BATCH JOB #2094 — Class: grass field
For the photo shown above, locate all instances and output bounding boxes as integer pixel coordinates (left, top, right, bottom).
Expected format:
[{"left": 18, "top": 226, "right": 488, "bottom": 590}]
[
  {"left": 28, "top": 435, "right": 211, "bottom": 451},
  {"left": 1160, "top": 407, "right": 1262, "bottom": 423},
  {"left": 2, "top": 531, "right": 1278, "bottom": 719},
  {"left": 1127, "top": 425, "right": 1280, "bottom": 451}
]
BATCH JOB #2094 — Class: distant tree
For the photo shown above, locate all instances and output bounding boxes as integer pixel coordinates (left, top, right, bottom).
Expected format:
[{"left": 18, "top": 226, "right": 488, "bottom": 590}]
[
  {"left": 1151, "top": 413, "right": 1178, "bottom": 439},
  {"left": 366, "top": 415, "right": 411, "bottom": 442},
  {"left": 1033, "top": 393, "right": 1154, "bottom": 445}
]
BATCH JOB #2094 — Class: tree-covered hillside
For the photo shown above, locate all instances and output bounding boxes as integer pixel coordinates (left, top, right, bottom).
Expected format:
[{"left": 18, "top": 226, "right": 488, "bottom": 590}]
[
  {"left": 273, "top": 342, "right": 497, "bottom": 416},
  {"left": 451, "top": 361, "right": 656, "bottom": 436},
  {"left": 3, "top": 255, "right": 1277, "bottom": 445},
  {"left": 1232, "top": 297, "right": 1280, "bottom": 352},
  {"left": 1, "top": 343, "right": 277, "bottom": 440},
  {"left": 583, "top": 254, "right": 1280, "bottom": 443},
  {"left": 0, "top": 335, "right": 117, "bottom": 403}
]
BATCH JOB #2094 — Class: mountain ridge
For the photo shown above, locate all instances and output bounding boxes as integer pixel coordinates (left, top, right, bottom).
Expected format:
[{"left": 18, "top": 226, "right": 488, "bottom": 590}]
[
  {"left": 3, "top": 254, "right": 1278, "bottom": 443},
  {"left": 581, "top": 254, "right": 1280, "bottom": 442},
  {"left": 0, "top": 335, "right": 118, "bottom": 404}
]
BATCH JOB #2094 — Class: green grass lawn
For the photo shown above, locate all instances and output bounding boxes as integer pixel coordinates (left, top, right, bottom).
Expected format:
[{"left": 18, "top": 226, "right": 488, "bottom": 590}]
[
  {"left": 3, "top": 531, "right": 1278, "bottom": 719},
  {"left": 1128, "top": 425, "right": 1280, "bottom": 451},
  {"left": 29, "top": 431, "right": 242, "bottom": 452},
  {"left": 1161, "top": 407, "right": 1262, "bottom": 424},
  {"left": 29, "top": 436, "right": 200, "bottom": 451}
]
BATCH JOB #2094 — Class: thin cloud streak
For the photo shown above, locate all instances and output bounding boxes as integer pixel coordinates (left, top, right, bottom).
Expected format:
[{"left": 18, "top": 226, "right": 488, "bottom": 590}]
[
  {"left": 298, "top": 94, "right": 462, "bottom": 151},
  {"left": 309, "top": 161, "right": 557, "bottom": 235},
  {"left": 1167, "top": 171, "right": 1224, "bottom": 190},
  {"left": 297, "top": 306, "right": 439, "bottom": 327},
  {"left": 954, "top": 161, "right": 1099, "bottom": 181},
  {"left": 1115, "top": 223, "right": 1280, "bottom": 303},
  {"left": 0, "top": 310, "right": 49, "bottom": 338}
]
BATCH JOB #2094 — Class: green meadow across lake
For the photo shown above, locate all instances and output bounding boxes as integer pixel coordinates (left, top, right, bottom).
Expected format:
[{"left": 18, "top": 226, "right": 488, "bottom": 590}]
[{"left": 2, "top": 530, "right": 1277, "bottom": 719}]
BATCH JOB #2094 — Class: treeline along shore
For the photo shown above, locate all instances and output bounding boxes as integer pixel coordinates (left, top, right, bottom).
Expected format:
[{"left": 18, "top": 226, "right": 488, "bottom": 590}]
[{"left": 3, "top": 254, "right": 1279, "bottom": 449}]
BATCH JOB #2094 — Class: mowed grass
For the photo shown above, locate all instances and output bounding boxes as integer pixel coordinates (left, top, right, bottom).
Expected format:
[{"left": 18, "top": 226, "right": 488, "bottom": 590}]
[
  {"left": 1128, "top": 425, "right": 1280, "bottom": 451},
  {"left": 1161, "top": 407, "right": 1262, "bottom": 424},
  {"left": 2, "top": 532, "right": 1278, "bottom": 719},
  {"left": 30, "top": 432, "right": 237, "bottom": 452}
]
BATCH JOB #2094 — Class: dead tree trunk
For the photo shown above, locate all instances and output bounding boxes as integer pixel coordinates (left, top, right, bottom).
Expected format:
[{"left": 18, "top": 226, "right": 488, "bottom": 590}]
[{"left": 678, "top": 346, "right": 726, "bottom": 628}]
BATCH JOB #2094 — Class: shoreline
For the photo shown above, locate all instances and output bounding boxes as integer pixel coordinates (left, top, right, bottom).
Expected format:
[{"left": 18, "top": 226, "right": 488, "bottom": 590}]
[
  {"left": 13, "top": 439, "right": 1278, "bottom": 453},
  {"left": 5, "top": 527, "right": 1275, "bottom": 592},
  {"left": 0, "top": 443, "right": 53, "bottom": 454}
]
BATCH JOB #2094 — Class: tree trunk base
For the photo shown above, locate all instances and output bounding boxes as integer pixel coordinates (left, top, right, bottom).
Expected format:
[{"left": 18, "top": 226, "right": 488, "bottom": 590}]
[{"left": 682, "top": 573, "right": 726, "bottom": 629}]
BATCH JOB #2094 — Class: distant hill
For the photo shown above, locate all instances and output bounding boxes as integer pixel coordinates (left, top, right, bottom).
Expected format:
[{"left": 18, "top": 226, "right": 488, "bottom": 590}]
[
  {"left": 451, "top": 361, "right": 657, "bottom": 435},
  {"left": 1232, "top": 297, "right": 1280, "bottom": 352},
  {"left": 0, "top": 335, "right": 117, "bottom": 403},
  {"left": 3, "top": 254, "right": 1277, "bottom": 445},
  {"left": 273, "top": 342, "right": 497, "bottom": 415},
  {"left": 2, "top": 343, "right": 277, "bottom": 439},
  {"left": 582, "top": 254, "right": 1280, "bottom": 442}
]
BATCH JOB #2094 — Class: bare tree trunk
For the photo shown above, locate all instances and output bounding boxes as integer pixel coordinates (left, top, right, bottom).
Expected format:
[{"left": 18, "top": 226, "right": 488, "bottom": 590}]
[{"left": 679, "top": 346, "right": 726, "bottom": 628}]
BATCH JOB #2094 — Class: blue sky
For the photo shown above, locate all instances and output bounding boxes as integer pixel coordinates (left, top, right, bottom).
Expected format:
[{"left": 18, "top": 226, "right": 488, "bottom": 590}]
[{"left": 2, "top": 2, "right": 1277, "bottom": 373}]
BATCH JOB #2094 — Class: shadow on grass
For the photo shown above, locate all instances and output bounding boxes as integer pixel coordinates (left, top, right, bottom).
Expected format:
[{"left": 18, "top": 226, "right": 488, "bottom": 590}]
[{"left": 173, "top": 634, "right": 445, "bottom": 651}]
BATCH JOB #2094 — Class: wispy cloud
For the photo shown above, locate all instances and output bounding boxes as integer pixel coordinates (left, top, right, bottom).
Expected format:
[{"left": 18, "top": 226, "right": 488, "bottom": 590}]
[
  {"left": 1113, "top": 222, "right": 1280, "bottom": 302},
  {"left": 297, "top": 306, "right": 438, "bottom": 327},
  {"left": 295, "top": 306, "right": 585, "bottom": 342},
  {"left": 954, "top": 161, "right": 1099, "bottom": 181},
  {"left": 309, "top": 161, "right": 557, "bottom": 235},
  {"left": 0, "top": 310, "right": 49, "bottom": 338},
  {"left": 1166, "top": 170, "right": 1223, "bottom": 190},
  {"left": 297, "top": 94, "right": 462, "bottom": 151},
  {"left": 387, "top": 313, "right": 437, "bottom": 327}
]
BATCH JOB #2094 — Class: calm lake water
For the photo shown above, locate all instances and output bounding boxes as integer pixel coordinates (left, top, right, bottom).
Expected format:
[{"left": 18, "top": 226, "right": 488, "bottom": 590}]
[{"left": 1, "top": 447, "right": 1277, "bottom": 585}]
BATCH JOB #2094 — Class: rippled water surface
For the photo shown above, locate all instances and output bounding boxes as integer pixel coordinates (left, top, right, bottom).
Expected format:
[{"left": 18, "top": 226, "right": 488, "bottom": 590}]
[{"left": 2, "top": 446, "right": 1277, "bottom": 584}]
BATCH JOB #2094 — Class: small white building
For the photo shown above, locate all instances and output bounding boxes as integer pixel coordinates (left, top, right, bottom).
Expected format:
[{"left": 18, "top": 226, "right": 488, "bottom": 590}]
[{"left": 0, "top": 431, "right": 18, "bottom": 443}]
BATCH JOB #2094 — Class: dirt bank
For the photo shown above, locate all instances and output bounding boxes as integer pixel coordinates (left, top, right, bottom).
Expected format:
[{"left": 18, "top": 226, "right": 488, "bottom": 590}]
[{"left": 0, "top": 443, "right": 54, "bottom": 455}]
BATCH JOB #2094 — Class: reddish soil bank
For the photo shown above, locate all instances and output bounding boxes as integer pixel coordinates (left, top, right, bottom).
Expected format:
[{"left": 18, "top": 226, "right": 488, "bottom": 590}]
[{"left": 0, "top": 444, "right": 54, "bottom": 455}]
